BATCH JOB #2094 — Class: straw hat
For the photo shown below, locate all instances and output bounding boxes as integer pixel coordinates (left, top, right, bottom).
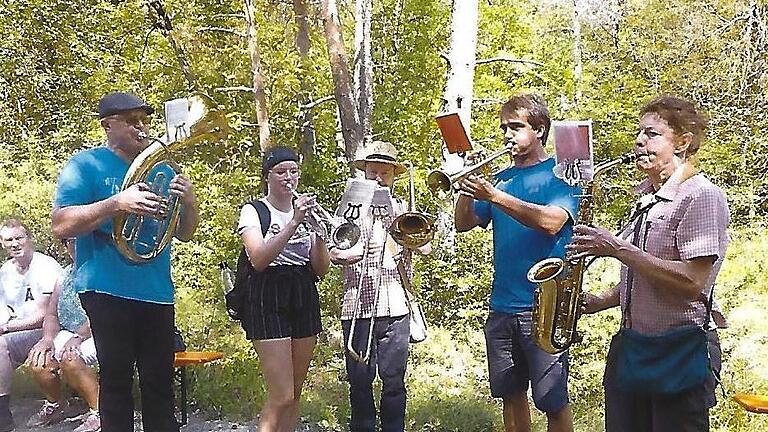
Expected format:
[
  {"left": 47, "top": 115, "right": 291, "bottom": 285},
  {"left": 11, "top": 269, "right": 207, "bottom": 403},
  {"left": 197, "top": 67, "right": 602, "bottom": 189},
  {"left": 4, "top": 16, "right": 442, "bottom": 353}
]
[{"left": 352, "top": 140, "right": 407, "bottom": 175}]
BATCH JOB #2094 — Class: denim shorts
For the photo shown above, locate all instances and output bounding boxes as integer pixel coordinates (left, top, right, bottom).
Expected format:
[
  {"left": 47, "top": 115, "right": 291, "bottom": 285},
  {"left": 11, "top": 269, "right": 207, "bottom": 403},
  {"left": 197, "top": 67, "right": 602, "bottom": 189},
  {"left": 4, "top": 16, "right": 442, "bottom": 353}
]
[{"left": 484, "top": 311, "right": 570, "bottom": 413}]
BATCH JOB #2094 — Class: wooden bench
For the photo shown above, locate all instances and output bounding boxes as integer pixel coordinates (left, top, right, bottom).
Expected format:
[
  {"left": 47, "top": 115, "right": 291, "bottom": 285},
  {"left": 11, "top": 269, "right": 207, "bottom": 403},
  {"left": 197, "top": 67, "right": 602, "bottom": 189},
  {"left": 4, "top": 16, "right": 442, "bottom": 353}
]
[
  {"left": 733, "top": 393, "right": 768, "bottom": 414},
  {"left": 174, "top": 351, "right": 224, "bottom": 426}
]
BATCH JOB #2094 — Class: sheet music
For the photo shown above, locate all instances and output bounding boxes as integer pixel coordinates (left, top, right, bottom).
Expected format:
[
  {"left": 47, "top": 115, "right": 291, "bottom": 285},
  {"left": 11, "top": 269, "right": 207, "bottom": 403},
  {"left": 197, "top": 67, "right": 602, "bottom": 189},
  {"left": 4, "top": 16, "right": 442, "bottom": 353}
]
[
  {"left": 163, "top": 98, "right": 191, "bottom": 143},
  {"left": 370, "top": 187, "right": 394, "bottom": 219},
  {"left": 336, "top": 179, "right": 378, "bottom": 222},
  {"left": 552, "top": 120, "right": 594, "bottom": 185}
]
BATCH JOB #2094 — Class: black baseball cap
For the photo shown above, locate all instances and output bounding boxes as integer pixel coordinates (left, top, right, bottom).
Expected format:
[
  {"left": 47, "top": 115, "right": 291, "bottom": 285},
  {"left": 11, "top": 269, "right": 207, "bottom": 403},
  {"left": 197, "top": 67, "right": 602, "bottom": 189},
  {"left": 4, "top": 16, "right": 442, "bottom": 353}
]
[
  {"left": 262, "top": 146, "right": 299, "bottom": 174},
  {"left": 98, "top": 92, "right": 155, "bottom": 119}
]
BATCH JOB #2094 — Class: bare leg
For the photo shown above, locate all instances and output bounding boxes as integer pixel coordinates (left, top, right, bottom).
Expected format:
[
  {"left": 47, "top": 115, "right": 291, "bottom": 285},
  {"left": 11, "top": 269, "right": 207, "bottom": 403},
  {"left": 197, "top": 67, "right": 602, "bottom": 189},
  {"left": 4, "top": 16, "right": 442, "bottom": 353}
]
[
  {"left": 546, "top": 404, "right": 573, "bottom": 432},
  {"left": 28, "top": 358, "right": 62, "bottom": 403},
  {"left": 60, "top": 358, "right": 99, "bottom": 410},
  {"left": 280, "top": 336, "right": 317, "bottom": 432},
  {"left": 253, "top": 339, "right": 295, "bottom": 432},
  {"left": 502, "top": 392, "right": 531, "bottom": 432}
]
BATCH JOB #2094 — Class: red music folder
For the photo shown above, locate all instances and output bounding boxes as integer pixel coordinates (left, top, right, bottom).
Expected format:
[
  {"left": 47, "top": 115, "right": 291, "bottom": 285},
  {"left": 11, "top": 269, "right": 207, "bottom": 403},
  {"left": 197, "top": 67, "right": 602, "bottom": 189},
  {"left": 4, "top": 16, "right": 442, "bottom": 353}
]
[{"left": 436, "top": 112, "right": 472, "bottom": 154}]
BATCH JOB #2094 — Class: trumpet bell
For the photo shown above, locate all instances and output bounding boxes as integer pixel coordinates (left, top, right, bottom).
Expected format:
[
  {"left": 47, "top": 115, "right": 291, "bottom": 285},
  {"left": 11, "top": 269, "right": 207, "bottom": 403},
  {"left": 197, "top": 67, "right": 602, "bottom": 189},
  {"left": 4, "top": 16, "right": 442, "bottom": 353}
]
[
  {"left": 332, "top": 222, "right": 361, "bottom": 250},
  {"left": 427, "top": 170, "right": 452, "bottom": 193}
]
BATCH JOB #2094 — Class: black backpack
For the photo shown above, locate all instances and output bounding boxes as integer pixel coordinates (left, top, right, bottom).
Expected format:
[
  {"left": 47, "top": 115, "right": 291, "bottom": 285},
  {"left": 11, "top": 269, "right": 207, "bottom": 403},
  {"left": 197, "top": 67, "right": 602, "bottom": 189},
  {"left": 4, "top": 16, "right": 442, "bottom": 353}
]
[{"left": 226, "top": 200, "right": 270, "bottom": 321}]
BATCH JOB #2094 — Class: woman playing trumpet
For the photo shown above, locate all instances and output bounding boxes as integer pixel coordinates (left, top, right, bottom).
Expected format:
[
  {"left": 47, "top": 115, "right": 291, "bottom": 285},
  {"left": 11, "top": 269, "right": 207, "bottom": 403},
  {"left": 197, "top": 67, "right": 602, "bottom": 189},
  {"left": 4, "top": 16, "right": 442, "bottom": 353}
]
[{"left": 237, "top": 146, "right": 330, "bottom": 432}]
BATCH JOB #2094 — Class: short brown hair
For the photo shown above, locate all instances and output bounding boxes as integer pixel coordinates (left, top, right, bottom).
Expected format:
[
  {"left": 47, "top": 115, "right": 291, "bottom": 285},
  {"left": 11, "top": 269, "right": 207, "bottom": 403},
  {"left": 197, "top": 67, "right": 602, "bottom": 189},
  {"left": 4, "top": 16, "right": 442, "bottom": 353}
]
[
  {"left": 501, "top": 93, "right": 551, "bottom": 145},
  {"left": 0, "top": 218, "right": 30, "bottom": 238},
  {"left": 640, "top": 95, "right": 708, "bottom": 155}
]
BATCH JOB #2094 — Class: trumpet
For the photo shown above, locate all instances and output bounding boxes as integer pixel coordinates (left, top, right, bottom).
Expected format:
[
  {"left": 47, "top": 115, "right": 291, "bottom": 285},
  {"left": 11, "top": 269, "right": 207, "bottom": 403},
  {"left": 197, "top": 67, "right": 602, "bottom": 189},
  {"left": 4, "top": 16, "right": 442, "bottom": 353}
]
[
  {"left": 427, "top": 147, "right": 513, "bottom": 193},
  {"left": 389, "top": 163, "right": 434, "bottom": 249},
  {"left": 292, "top": 189, "right": 361, "bottom": 250}
]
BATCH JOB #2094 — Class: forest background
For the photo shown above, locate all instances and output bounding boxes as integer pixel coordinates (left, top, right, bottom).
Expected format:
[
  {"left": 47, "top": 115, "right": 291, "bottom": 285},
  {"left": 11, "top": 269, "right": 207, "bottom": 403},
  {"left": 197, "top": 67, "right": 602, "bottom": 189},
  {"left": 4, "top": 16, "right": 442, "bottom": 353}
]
[{"left": 1, "top": 0, "right": 767, "bottom": 430}]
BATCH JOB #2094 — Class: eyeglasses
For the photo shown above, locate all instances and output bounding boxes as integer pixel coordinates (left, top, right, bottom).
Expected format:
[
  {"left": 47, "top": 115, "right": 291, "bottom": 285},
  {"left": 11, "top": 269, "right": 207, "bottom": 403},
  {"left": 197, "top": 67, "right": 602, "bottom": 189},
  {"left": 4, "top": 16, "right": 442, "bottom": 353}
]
[
  {"left": 269, "top": 168, "right": 301, "bottom": 179},
  {"left": 60, "top": 238, "right": 76, "bottom": 245},
  {"left": 107, "top": 113, "right": 152, "bottom": 128}
]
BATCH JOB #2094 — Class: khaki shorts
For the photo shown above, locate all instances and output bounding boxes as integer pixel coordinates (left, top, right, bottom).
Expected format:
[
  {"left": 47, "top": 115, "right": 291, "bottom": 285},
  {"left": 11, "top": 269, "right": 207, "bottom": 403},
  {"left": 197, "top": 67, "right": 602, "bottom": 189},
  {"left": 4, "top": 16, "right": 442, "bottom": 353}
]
[{"left": 4, "top": 328, "right": 43, "bottom": 367}]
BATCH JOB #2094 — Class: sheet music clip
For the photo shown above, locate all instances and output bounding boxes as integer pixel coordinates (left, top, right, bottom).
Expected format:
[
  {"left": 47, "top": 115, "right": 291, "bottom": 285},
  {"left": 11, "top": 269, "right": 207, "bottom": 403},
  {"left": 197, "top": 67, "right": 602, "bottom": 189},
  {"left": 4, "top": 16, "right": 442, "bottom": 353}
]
[
  {"left": 552, "top": 120, "right": 594, "bottom": 185},
  {"left": 337, "top": 179, "right": 378, "bottom": 222},
  {"left": 370, "top": 187, "right": 393, "bottom": 219},
  {"left": 163, "top": 97, "right": 195, "bottom": 144}
]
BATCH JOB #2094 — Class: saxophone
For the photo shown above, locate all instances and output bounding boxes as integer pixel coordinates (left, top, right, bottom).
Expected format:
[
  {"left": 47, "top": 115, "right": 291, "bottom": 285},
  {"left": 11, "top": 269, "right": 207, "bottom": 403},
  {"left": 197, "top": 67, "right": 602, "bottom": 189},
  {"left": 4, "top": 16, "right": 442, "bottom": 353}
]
[{"left": 527, "top": 153, "right": 636, "bottom": 354}]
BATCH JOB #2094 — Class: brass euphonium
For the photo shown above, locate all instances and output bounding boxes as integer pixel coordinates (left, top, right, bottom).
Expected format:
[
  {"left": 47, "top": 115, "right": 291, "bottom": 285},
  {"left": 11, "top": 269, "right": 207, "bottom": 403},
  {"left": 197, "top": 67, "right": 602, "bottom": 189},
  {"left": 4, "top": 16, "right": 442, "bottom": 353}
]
[
  {"left": 113, "top": 94, "right": 229, "bottom": 263},
  {"left": 389, "top": 163, "right": 435, "bottom": 249},
  {"left": 527, "top": 153, "right": 636, "bottom": 354}
]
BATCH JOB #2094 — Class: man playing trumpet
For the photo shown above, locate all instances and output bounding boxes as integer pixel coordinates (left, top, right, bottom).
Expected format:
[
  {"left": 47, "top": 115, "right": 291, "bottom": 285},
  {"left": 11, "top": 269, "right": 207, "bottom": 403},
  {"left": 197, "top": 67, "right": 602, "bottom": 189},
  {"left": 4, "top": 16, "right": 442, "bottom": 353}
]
[
  {"left": 330, "top": 141, "right": 431, "bottom": 432},
  {"left": 454, "top": 93, "right": 579, "bottom": 432}
]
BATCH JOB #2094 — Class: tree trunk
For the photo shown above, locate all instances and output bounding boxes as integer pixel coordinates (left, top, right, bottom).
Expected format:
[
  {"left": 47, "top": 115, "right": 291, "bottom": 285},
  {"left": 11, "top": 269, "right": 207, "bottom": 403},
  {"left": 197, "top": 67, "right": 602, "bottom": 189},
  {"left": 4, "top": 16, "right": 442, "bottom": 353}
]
[
  {"left": 441, "top": 0, "right": 478, "bottom": 174},
  {"left": 354, "top": 0, "right": 374, "bottom": 147},
  {"left": 321, "top": 0, "right": 362, "bottom": 164},
  {"left": 293, "top": 0, "right": 316, "bottom": 160},
  {"left": 438, "top": 0, "right": 479, "bottom": 253},
  {"left": 244, "top": 0, "right": 271, "bottom": 153}
]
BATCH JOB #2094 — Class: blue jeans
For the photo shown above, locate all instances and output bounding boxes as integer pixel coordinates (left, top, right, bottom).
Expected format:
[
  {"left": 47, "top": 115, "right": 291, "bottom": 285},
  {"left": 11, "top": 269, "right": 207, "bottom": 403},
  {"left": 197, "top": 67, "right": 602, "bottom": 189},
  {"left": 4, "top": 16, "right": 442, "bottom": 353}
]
[{"left": 342, "top": 315, "right": 409, "bottom": 432}]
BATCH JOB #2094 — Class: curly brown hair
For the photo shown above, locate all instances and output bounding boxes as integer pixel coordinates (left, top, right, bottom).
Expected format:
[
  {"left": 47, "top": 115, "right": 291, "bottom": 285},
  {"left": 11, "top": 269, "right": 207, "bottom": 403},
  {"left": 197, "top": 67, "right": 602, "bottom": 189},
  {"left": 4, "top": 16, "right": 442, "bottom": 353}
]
[{"left": 640, "top": 96, "right": 709, "bottom": 155}]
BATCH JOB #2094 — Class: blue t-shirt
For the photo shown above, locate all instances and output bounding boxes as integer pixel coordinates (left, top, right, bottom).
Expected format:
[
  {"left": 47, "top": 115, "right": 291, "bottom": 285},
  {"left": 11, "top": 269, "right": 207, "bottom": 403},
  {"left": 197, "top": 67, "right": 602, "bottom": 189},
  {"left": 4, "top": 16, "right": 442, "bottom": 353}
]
[
  {"left": 474, "top": 158, "right": 580, "bottom": 313},
  {"left": 53, "top": 146, "right": 175, "bottom": 304}
]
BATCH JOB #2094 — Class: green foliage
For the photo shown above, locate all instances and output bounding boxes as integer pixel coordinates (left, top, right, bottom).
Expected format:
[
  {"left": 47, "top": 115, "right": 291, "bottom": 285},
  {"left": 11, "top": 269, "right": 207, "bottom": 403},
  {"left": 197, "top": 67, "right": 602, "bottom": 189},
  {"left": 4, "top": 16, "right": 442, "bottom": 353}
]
[{"left": 3, "top": 0, "right": 768, "bottom": 430}]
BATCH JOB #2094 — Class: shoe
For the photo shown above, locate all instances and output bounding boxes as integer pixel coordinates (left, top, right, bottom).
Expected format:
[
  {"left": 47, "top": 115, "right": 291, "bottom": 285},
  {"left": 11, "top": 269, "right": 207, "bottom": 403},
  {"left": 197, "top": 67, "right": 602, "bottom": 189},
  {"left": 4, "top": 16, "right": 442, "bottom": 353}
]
[
  {"left": 73, "top": 411, "right": 100, "bottom": 432},
  {"left": 26, "top": 400, "right": 66, "bottom": 427}
]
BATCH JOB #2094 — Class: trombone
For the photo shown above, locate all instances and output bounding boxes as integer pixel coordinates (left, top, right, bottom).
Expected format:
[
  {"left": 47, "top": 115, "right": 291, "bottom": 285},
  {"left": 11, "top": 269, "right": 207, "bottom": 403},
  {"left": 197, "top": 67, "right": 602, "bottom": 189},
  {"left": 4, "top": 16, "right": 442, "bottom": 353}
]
[
  {"left": 346, "top": 210, "right": 390, "bottom": 364},
  {"left": 427, "top": 147, "right": 513, "bottom": 194},
  {"left": 389, "top": 163, "right": 435, "bottom": 249}
]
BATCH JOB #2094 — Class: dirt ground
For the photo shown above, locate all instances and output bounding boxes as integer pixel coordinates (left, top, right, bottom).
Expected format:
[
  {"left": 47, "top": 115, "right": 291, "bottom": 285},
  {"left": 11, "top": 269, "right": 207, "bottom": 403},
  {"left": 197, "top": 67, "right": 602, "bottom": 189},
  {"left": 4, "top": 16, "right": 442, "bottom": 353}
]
[{"left": 9, "top": 396, "right": 254, "bottom": 432}]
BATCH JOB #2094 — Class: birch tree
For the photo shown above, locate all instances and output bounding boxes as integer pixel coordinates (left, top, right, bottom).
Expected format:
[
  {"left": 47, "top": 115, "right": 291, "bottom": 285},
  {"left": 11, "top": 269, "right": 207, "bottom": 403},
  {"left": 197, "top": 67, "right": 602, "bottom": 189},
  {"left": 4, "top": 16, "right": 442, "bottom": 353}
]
[{"left": 440, "top": 0, "right": 479, "bottom": 175}]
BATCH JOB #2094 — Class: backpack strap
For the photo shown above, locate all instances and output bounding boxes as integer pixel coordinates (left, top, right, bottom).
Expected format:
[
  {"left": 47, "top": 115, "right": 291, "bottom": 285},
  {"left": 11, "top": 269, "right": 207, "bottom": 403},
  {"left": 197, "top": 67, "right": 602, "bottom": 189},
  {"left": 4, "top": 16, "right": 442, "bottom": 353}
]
[{"left": 250, "top": 199, "right": 270, "bottom": 237}]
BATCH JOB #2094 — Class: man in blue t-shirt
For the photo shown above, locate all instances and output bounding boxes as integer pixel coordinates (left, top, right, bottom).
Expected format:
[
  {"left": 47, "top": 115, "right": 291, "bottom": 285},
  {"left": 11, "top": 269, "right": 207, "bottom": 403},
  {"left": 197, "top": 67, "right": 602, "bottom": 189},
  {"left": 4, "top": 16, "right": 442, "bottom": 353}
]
[
  {"left": 51, "top": 92, "right": 200, "bottom": 432},
  {"left": 455, "top": 93, "right": 579, "bottom": 432}
]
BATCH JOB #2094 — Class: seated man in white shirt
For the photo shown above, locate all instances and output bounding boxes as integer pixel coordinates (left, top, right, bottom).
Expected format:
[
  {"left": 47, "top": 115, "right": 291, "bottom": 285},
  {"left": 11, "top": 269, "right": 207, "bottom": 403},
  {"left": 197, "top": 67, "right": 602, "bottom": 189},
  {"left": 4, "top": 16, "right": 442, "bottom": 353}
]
[{"left": 0, "top": 219, "right": 60, "bottom": 432}]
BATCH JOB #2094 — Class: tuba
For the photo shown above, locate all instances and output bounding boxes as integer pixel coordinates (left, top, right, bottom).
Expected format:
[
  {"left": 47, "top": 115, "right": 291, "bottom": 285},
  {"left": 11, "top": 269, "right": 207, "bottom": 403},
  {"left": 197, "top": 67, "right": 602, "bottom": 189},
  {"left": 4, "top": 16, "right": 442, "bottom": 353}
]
[
  {"left": 389, "top": 163, "right": 434, "bottom": 249},
  {"left": 527, "top": 153, "right": 636, "bottom": 354},
  {"left": 112, "top": 94, "right": 229, "bottom": 263}
]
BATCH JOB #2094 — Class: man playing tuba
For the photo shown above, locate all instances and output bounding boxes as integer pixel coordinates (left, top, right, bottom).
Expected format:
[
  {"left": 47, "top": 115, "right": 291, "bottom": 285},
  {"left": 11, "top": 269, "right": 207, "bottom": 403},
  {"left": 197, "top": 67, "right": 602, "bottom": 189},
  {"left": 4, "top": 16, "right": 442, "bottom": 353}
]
[
  {"left": 52, "top": 92, "right": 200, "bottom": 432},
  {"left": 454, "top": 93, "right": 579, "bottom": 432},
  {"left": 330, "top": 141, "right": 431, "bottom": 432}
]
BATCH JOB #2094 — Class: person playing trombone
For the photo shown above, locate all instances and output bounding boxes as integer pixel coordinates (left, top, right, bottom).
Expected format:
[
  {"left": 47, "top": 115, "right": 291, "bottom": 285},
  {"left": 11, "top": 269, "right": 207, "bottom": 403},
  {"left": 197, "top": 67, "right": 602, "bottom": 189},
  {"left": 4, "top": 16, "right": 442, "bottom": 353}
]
[
  {"left": 454, "top": 93, "right": 579, "bottom": 432},
  {"left": 330, "top": 141, "right": 431, "bottom": 432},
  {"left": 236, "top": 146, "right": 330, "bottom": 432}
]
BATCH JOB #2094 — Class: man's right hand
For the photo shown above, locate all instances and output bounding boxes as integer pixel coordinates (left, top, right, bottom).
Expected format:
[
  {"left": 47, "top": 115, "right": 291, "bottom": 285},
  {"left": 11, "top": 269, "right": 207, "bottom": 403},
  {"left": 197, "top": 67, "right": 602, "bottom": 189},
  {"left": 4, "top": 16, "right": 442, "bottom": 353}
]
[
  {"left": 115, "top": 183, "right": 166, "bottom": 217},
  {"left": 26, "top": 338, "right": 55, "bottom": 369}
]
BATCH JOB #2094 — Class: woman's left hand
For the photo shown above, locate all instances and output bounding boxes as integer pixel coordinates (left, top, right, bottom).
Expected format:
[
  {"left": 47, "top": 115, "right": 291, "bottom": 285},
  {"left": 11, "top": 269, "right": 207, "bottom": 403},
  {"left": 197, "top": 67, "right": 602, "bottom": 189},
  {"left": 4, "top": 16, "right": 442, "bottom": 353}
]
[{"left": 567, "top": 224, "right": 627, "bottom": 259}]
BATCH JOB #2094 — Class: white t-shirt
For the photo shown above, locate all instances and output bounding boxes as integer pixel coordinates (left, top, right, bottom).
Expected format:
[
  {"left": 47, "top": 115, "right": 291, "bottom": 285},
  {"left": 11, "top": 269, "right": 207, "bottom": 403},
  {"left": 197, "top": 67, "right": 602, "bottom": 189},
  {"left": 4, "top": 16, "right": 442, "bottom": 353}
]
[
  {"left": 237, "top": 199, "right": 312, "bottom": 266},
  {"left": 0, "top": 252, "right": 61, "bottom": 319}
]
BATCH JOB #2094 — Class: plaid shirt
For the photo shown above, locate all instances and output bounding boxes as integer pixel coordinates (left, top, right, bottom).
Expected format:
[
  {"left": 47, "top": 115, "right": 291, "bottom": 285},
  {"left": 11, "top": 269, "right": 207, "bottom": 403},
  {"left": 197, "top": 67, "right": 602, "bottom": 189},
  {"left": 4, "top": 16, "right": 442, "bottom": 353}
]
[
  {"left": 340, "top": 199, "right": 413, "bottom": 320},
  {"left": 617, "top": 165, "right": 730, "bottom": 334}
]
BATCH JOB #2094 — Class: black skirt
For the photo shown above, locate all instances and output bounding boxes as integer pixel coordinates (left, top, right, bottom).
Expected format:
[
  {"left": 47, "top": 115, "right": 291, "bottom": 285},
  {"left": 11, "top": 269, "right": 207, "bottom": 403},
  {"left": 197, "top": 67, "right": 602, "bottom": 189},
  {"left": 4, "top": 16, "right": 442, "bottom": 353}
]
[{"left": 240, "top": 264, "right": 322, "bottom": 340}]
